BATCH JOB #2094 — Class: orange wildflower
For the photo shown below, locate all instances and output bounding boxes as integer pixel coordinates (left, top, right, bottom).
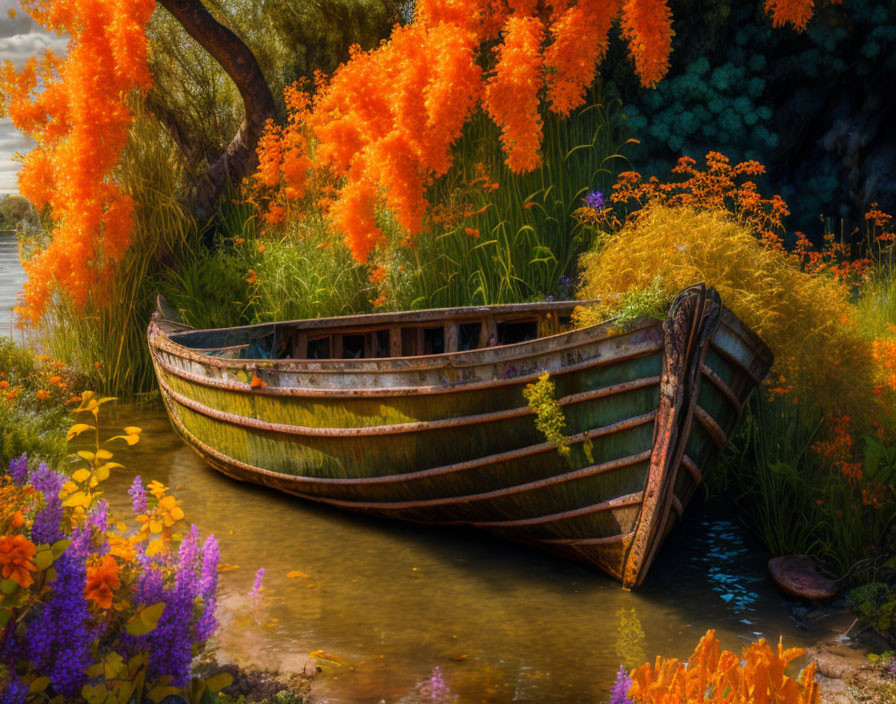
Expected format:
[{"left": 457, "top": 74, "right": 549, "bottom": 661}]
[
  {"left": 49, "top": 375, "right": 62, "bottom": 384},
  {"left": 370, "top": 295, "right": 387, "bottom": 307},
  {"left": 250, "top": 373, "right": 266, "bottom": 388},
  {"left": 84, "top": 555, "right": 120, "bottom": 609},
  {"left": 465, "top": 227, "right": 481, "bottom": 238},
  {"left": 369, "top": 266, "right": 387, "bottom": 284},
  {"left": 0, "top": 533, "right": 38, "bottom": 588},
  {"left": 315, "top": 241, "right": 330, "bottom": 249},
  {"left": 245, "top": 270, "right": 258, "bottom": 285},
  {"left": 10, "top": 511, "right": 25, "bottom": 529},
  {"left": 36, "top": 389, "right": 48, "bottom": 400},
  {"left": 0, "top": 381, "right": 7, "bottom": 390}
]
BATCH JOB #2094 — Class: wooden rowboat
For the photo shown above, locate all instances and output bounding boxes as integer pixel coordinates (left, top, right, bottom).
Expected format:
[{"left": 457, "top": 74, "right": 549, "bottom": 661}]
[{"left": 148, "top": 284, "right": 772, "bottom": 588}]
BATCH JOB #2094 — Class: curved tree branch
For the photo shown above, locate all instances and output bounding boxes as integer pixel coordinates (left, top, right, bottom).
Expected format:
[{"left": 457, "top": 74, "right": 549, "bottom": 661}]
[{"left": 157, "top": 0, "right": 277, "bottom": 224}]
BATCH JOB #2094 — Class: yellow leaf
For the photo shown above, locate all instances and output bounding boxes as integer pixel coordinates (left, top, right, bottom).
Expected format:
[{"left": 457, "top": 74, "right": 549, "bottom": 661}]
[
  {"left": 66, "top": 423, "right": 94, "bottom": 441},
  {"left": 88, "top": 476, "right": 99, "bottom": 488},
  {"left": 95, "top": 449, "right": 113, "bottom": 460},
  {"left": 124, "top": 426, "right": 142, "bottom": 435},
  {"left": 170, "top": 507, "right": 185, "bottom": 522},
  {"left": 287, "top": 570, "right": 309, "bottom": 579},
  {"left": 145, "top": 538, "right": 165, "bottom": 557},
  {"left": 63, "top": 491, "right": 90, "bottom": 508},
  {"left": 95, "top": 465, "right": 110, "bottom": 482},
  {"left": 77, "top": 450, "right": 95, "bottom": 461},
  {"left": 71, "top": 468, "right": 91, "bottom": 483},
  {"left": 159, "top": 496, "right": 177, "bottom": 510},
  {"left": 62, "top": 480, "right": 78, "bottom": 495},
  {"left": 149, "top": 519, "right": 163, "bottom": 534},
  {"left": 147, "top": 685, "right": 179, "bottom": 703}
]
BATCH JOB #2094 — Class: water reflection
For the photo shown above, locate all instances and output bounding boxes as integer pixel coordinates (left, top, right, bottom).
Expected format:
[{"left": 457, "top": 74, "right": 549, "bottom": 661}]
[
  {"left": 0, "top": 231, "right": 24, "bottom": 337},
  {"left": 96, "top": 405, "right": 809, "bottom": 704}
]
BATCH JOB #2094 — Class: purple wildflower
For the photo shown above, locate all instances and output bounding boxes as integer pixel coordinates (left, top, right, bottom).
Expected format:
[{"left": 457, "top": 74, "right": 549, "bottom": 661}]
[
  {"left": 609, "top": 665, "right": 634, "bottom": 704},
  {"left": 251, "top": 567, "right": 265, "bottom": 598},
  {"left": 29, "top": 462, "right": 65, "bottom": 544},
  {"left": 130, "top": 539, "right": 199, "bottom": 688},
  {"left": 195, "top": 534, "right": 219, "bottom": 643},
  {"left": 0, "top": 673, "right": 27, "bottom": 704},
  {"left": 24, "top": 551, "right": 91, "bottom": 696},
  {"left": 7, "top": 453, "right": 27, "bottom": 485},
  {"left": 429, "top": 666, "right": 450, "bottom": 702},
  {"left": 129, "top": 475, "right": 147, "bottom": 514},
  {"left": 583, "top": 190, "right": 604, "bottom": 210}
]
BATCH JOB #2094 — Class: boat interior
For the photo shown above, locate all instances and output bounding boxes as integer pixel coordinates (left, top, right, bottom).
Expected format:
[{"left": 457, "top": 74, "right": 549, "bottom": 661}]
[{"left": 163, "top": 300, "right": 589, "bottom": 361}]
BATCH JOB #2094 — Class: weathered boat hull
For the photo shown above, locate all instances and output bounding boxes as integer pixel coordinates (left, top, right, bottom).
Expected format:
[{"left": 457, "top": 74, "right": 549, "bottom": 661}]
[{"left": 148, "top": 285, "right": 772, "bottom": 588}]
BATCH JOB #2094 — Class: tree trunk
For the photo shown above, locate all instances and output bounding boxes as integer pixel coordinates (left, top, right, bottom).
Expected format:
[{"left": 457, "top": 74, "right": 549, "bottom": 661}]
[{"left": 157, "top": 0, "right": 277, "bottom": 224}]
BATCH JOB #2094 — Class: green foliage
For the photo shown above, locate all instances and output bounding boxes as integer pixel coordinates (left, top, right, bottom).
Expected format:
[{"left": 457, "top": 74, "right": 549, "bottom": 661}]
[
  {"left": 575, "top": 276, "right": 672, "bottom": 330},
  {"left": 711, "top": 393, "right": 895, "bottom": 583},
  {"left": 0, "top": 339, "right": 74, "bottom": 467},
  {"left": 850, "top": 582, "right": 896, "bottom": 642},
  {"left": 523, "top": 373, "right": 570, "bottom": 457},
  {"left": 375, "top": 95, "right": 628, "bottom": 309},
  {"left": 0, "top": 195, "right": 37, "bottom": 232}
]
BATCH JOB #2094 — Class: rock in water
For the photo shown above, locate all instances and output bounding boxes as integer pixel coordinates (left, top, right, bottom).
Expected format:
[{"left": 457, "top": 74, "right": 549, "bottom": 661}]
[{"left": 768, "top": 555, "right": 838, "bottom": 602}]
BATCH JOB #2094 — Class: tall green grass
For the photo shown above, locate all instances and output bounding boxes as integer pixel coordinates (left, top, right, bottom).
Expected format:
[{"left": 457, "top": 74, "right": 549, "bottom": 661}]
[
  {"left": 380, "top": 94, "right": 629, "bottom": 309},
  {"left": 40, "top": 110, "right": 198, "bottom": 397}
]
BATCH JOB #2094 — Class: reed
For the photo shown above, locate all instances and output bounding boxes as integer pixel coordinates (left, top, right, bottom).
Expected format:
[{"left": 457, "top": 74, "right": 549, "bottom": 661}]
[{"left": 381, "top": 93, "right": 629, "bottom": 310}]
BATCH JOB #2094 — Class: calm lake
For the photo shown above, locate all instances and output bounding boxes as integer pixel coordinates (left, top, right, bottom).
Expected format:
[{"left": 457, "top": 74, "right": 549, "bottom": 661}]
[{"left": 1, "top": 240, "right": 824, "bottom": 703}]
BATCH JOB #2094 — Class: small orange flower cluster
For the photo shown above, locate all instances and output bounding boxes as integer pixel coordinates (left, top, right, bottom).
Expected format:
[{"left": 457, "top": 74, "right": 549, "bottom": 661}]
[
  {"left": 765, "top": 0, "right": 843, "bottom": 32},
  {"left": 627, "top": 629, "right": 819, "bottom": 704},
  {"left": 873, "top": 335, "right": 896, "bottom": 395},
  {"left": 611, "top": 153, "right": 790, "bottom": 246},
  {"left": 811, "top": 414, "right": 865, "bottom": 485},
  {"left": 0, "top": 532, "right": 38, "bottom": 589},
  {"left": 0, "top": 0, "right": 156, "bottom": 323}
]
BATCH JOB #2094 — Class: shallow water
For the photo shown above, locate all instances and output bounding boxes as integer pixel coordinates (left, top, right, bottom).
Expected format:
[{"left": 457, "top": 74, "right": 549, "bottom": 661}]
[
  {"left": 3, "top": 245, "right": 820, "bottom": 703},
  {"left": 98, "top": 405, "right": 816, "bottom": 704},
  {"left": 0, "top": 231, "right": 24, "bottom": 338}
]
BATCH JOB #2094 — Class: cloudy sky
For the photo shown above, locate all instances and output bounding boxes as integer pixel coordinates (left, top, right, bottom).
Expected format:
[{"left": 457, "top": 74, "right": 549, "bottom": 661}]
[{"left": 0, "top": 0, "right": 69, "bottom": 195}]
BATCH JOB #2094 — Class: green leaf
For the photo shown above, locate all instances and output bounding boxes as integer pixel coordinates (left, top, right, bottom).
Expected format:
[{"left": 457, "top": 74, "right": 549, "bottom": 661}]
[
  {"left": 117, "top": 681, "right": 135, "bottom": 704},
  {"left": 51, "top": 538, "right": 72, "bottom": 558},
  {"left": 147, "top": 684, "right": 180, "bottom": 703},
  {"left": 204, "top": 672, "right": 233, "bottom": 693},
  {"left": 85, "top": 663, "right": 105, "bottom": 678},
  {"left": 30, "top": 676, "right": 50, "bottom": 693},
  {"left": 126, "top": 602, "right": 166, "bottom": 636},
  {"left": 0, "top": 608, "right": 11, "bottom": 628},
  {"left": 0, "top": 579, "right": 18, "bottom": 596},
  {"left": 80, "top": 684, "right": 107, "bottom": 704},
  {"left": 34, "top": 549, "right": 54, "bottom": 571}
]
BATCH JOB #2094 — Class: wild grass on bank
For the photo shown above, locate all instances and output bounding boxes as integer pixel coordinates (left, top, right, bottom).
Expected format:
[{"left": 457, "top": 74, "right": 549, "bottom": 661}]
[{"left": 373, "top": 97, "right": 629, "bottom": 310}]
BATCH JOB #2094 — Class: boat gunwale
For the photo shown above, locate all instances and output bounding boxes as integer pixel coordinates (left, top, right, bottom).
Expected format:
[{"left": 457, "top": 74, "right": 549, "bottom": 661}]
[{"left": 150, "top": 334, "right": 666, "bottom": 398}]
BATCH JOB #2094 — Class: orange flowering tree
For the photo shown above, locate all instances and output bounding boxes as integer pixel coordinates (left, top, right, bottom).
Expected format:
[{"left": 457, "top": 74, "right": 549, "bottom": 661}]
[
  {"left": 2, "top": 0, "right": 839, "bottom": 321},
  {"left": 254, "top": 0, "right": 843, "bottom": 263}
]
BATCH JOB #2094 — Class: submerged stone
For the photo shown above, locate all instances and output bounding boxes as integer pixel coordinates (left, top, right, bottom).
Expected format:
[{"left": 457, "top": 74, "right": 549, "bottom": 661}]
[{"left": 768, "top": 555, "right": 838, "bottom": 602}]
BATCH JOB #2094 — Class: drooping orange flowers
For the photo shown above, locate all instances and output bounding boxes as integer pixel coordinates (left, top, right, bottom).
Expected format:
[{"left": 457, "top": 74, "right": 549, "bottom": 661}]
[
  {"left": 485, "top": 16, "right": 546, "bottom": 173},
  {"left": 0, "top": 533, "right": 38, "bottom": 588},
  {"left": 0, "top": 0, "right": 156, "bottom": 323},
  {"left": 765, "top": 0, "right": 843, "bottom": 31},
  {"left": 256, "top": 0, "right": 832, "bottom": 263}
]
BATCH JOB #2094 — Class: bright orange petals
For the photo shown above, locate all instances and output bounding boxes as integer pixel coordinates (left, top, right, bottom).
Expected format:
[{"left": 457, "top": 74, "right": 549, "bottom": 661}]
[
  {"left": 84, "top": 554, "right": 120, "bottom": 609},
  {"left": 0, "top": 533, "right": 38, "bottom": 588}
]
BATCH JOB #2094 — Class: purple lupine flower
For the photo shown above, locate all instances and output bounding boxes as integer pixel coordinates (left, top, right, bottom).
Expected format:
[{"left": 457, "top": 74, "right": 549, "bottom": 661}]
[
  {"left": 583, "top": 190, "right": 604, "bottom": 210},
  {"left": 250, "top": 567, "right": 265, "bottom": 598},
  {"left": 429, "top": 666, "right": 450, "bottom": 702},
  {"left": 129, "top": 475, "right": 147, "bottom": 514},
  {"left": 29, "top": 462, "right": 65, "bottom": 544},
  {"left": 195, "top": 534, "right": 219, "bottom": 643},
  {"left": 24, "top": 551, "right": 91, "bottom": 696},
  {"left": 0, "top": 673, "right": 27, "bottom": 704},
  {"left": 609, "top": 665, "right": 634, "bottom": 704},
  {"left": 7, "top": 453, "right": 27, "bottom": 485},
  {"left": 70, "top": 499, "right": 111, "bottom": 558}
]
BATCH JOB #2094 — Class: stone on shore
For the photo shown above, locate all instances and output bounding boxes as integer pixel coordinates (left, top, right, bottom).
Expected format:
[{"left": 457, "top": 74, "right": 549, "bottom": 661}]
[{"left": 768, "top": 555, "right": 838, "bottom": 602}]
